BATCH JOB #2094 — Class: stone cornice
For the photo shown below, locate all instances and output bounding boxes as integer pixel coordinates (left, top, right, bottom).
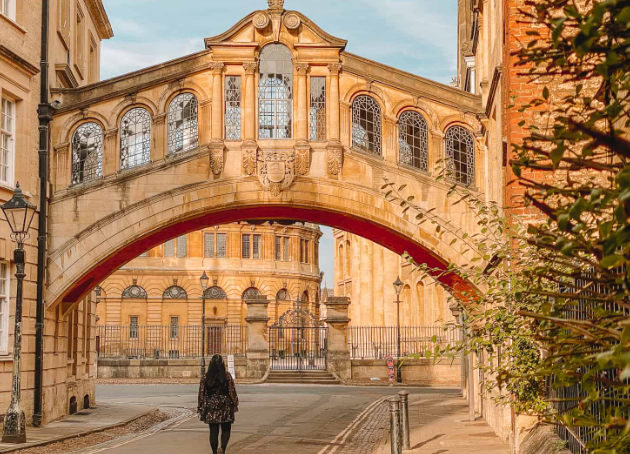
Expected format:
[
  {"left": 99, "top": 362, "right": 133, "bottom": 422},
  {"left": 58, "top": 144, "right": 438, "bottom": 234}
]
[
  {"left": 85, "top": 0, "right": 114, "bottom": 40},
  {"left": 0, "top": 45, "right": 39, "bottom": 77}
]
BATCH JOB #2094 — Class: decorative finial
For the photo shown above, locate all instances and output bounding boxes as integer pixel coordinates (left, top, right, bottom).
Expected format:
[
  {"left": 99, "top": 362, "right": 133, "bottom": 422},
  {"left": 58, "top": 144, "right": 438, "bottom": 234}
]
[{"left": 268, "top": 0, "right": 284, "bottom": 12}]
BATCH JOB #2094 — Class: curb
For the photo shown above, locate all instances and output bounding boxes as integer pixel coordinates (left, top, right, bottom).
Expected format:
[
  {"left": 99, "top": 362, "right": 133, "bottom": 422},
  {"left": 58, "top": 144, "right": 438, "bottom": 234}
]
[{"left": 0, "top": 407, "right": 158, "bottom": 453}]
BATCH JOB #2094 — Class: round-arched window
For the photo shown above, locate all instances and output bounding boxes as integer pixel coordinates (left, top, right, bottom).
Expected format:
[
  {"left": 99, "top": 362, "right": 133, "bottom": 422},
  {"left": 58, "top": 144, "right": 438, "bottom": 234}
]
[
  {"left": 168, "top": 93, "right": 199, "bottom": 154},
  {"left": 445, "top": 126, "right": 475, "bottom": 186},
  {"left": 398, "top": 111, "right": 428, "bottom": 171},
  {"left": 120, "top": 107, "right": 151, "bottom": 170},
  {"left": 352, "top": 95, "right": 382, "bottom": 155},
  {"left": 72, "top": 122, "right": 103, "bottom": 185},
  {"left": 258, "top": 44, "right": 293, "bottom": 139}
]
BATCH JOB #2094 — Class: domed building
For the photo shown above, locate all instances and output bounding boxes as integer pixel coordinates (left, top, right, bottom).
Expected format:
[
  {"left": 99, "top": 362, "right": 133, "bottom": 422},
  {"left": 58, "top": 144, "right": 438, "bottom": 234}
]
[{"left": 96, "top": 221, "right": 323, "bottom": 331}]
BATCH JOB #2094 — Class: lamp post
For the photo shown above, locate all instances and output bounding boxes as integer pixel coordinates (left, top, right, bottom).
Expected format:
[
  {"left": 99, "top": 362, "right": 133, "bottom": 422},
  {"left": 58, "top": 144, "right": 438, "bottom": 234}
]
[
  {"left": 200, "top": 271, "right": 209, "bottom": 377},
  {"left": 393, "top": 276, "right": 404, "bottom": 384},
  {"left": 1, "top": 183, "right": 37, "bottom": 444}
]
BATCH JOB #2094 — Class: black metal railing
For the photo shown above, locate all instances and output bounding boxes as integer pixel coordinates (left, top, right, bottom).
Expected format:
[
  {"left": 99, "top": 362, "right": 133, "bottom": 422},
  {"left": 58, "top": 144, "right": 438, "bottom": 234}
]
[
  {"left": 347, "top": 326, "right": 458, "bottom": 359},
  {"left": 96, "top": 324, "right": 247, "bottom": 359},
  {"left": 268, "top": 326, "right": 328, "bottom": 370}
]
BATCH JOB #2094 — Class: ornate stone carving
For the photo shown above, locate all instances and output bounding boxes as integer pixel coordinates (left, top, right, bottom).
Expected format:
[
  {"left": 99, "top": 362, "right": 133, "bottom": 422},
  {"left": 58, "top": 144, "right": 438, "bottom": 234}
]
[
  {"left": 257, "top": 149, "right": 296, "bottom": 197},
  {"left": 328, "top": 63, "right": 342, "bottom": 76},
  {"left": 210, "top": 62, "right": 225, "bottom": 74},
  {"left": 283, "top": 12, "right": 301, "bottom": 30},
  {"left": 253, "top": 12, "right": 270, "bottom": 29},
  {"left": 295, "top": 63, "right": 309, "bottom": 76},
  {"left": 243, "top": 62, "right": 258, "bottom": 75},
  {"left": 267, "top": 0, "right": 284, "bottom": 12},
  {"left": 326, "top": 144, "right": 343, "bottom": 176},
  {"left": 294, "top": 143, "right": 310, "bottom": 176},
  {"left": 243, "top": 143, "right": 258, "bottom": 176},
  {"left": 210, "top": 148, "right": 224, "bottom": 176}
]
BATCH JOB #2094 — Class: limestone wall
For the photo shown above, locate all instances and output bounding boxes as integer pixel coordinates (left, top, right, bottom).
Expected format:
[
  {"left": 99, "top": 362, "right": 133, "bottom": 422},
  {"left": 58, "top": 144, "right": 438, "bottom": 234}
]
[
  {"left": 351, "top": 358, "right": 461, "bottom": 387},
  {"left": 97, "top": 357, "right": 248, "bottom": 380}
]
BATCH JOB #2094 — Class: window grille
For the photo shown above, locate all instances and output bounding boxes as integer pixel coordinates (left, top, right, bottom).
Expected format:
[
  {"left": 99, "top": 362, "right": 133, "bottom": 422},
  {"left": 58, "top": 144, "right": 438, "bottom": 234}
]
[
  {"left": 225, "top": 76, "right": 242, "bottom": 141},
  {"left": 168, "top": 93, "right": 198, "bottom": 154},
  {"left": 253, "top": 234, "right": 261, "bottom": 259},
  {"left": 72, "top": 122, "right": 103, "bottom": 185},
  {"left": 243, "top": 287, "right": 262, "bottom": 300},
  {"left": 176, "top": 235, "right": 187, "bottom": 258},
  {"left": 445, "top": 126, "right": 475, "bottom": 186},
  {"left": 120, "top": 108, "right": 151, "bottom": 169},
  {"left": 352, "top": 95, "right": 381, "bottom": 155},
  {"left": 163, "top": 286, "right": 187, "bottom": 299},
  {"left": 258, "top": 44, "right": 293, "bottom": 139},
  {"left": 275, "top": 236, "right": 281, "bottom": 260},
  {"left": 283, "top": 237, "right": 289, "bottom": 261},
  {"left": 304, "top": 240, "right": 309, "bottom": 264},
  {"left": 170, "top": 317, "right": 179, "bottom": 339},
  {"left": 205, "top": 286, "right": 227, "bottom": 300},
  {"left": 0, "top": 98, "right": 15, "bottom": 185},
  {"left": 242, "top": 234, "right": 250, "bottom": 259},
  {"left": 276, "top": 289, "right": 288, "bottom": 301},
  {"left": 398, "top": 111, "right": 428, "bottom": 171},
  {"left": 122, "top": 285, "right": 147, "bottom": 299},
  {"left": 129, "top": 316, "right": 139, "bottom": 339},
  {"left": 310, "top": 77, "right": 326, "bottom": 141},
  {"left": 1, "top": 0, "right": 16, "bottom": 20},
  {"left": 164, "top": 239, "right": 175, "bottom": 258},
  {"left": 216, "top": 233, "right": 226, "bottom": 258},
  {"left": 205, "top": 233, "right": 215, "bottom": 258},
  {"left": 0, "top": 262, "right": 9, "bottom": 354}
]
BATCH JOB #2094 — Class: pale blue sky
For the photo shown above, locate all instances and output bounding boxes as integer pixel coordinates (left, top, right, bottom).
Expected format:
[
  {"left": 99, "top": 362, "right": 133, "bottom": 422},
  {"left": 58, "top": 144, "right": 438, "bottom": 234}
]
[{"left": 100, "top": 0, "right": 458, "bottom": 285}]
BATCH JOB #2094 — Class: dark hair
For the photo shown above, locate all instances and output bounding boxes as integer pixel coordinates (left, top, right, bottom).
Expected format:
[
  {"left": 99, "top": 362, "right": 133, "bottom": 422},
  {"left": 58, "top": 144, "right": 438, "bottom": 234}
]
[{"left": 205, "top": 354, "right": 228, "bottom": 390}]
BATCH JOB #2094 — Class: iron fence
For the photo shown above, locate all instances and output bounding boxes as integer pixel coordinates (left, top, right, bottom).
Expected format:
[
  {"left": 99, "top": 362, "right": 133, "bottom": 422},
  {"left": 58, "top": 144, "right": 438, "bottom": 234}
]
[
  {"left": 269, "top": 326, "right": 327, "bottom": 370},
  {"left": 96, "top": 324, "right": 247, "bottom": 359},
  {"left": 347, "top": 326, "right": 458, "bottom": 359}
]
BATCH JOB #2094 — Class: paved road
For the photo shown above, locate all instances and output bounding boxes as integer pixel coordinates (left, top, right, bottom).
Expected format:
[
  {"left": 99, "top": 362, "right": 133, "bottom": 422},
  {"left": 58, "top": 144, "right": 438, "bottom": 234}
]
[{"left": 92, "top": 384, "right": 460, "bottom": 454}]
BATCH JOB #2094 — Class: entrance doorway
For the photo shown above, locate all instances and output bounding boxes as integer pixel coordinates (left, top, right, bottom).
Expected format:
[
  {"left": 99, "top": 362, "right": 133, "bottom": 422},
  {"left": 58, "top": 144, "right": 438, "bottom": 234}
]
[{"left": 269, "top": 302, "right": 327, "bottom": 371}]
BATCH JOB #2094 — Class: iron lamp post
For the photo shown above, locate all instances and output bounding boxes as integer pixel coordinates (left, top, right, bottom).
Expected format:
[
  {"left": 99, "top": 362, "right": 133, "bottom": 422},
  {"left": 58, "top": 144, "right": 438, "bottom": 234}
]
[
  {"left": 393, "top": 276, "right": 404, "bottom": 384},
  {"left": 1, "top": 183, "right": 37, "bottom": 444},
  {"left": 200, "top": 271, "right": 209, "bottom": 377}
]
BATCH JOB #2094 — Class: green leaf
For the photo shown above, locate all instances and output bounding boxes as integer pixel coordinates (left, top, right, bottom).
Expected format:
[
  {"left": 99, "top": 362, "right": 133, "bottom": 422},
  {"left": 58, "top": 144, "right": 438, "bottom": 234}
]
[{"left": 600, "top": 255, "right": 626, "bottom": 268}]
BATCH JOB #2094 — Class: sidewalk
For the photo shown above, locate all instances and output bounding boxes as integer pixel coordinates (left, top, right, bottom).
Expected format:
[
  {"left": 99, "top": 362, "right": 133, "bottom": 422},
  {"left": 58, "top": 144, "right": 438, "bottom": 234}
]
[
  {"left": 375, "top": 393, "right": 509, "bottom": 454},
  {"left": 0, "top": 403, "right": 156, "bottom": 452}
]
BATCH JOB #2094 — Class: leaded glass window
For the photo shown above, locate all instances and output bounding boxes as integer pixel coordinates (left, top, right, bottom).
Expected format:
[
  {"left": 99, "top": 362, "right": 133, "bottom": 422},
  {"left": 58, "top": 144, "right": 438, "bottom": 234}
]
[
  {"left": 398, "top": 111, "right": 428, "bottom": 171},
  {"left": 258, "top": 44, "right": 293, "bottom": 139},
  {"left": 164, "top": 239, "right": 175, "bottom": 258},
  {"left": 445, "top": 126, "right": 475, "bottom": 186},
  {"left": 122, "top": 285, "right": 147, "bottom": 299},
  {"left": 242, "top": 234, "right": 250, "bottom": 259},
  {"left": 216, "top": 233, "right": 226, "bottom": 258},
  {"left": 243, "top": 287, "right": 262, "bottom": 300},
  {"left": 276, "top": 289, "right": 288, "bottom": 301},
  {"left": 120, "top": 108, "right": 151, "bottom": 169},
  {"left": 205, "top": 233, "right": 215, "bottom": 258},
  {"left": 129, "top": 316, "right": 139, "bottom": 339},
  {"left": 176, "top": 235, "right": 187, "bottom": 258},
  {"left": 0, "top": 98, "right": 15, "bottom": 185},
  {"left": 225, "top": 76, "right": 242, "bottom": 141},
  {"left": 163, "top": 286, "right": 187, "bottom": 299},
  {"left": 170, "top": 317, "right": 179, "bottom": 339},
  {"left": 275, "top": 236, "right": 281, "bottom": 260},
  {"left": 253, "top": 234, "right": 261, "bottom": 259},
  {"left": 168, "top": 93, "right": 199, "bottom": 154},
  {"left": 352, "top": 95, "right": 381, "bottom": 155},
  {"left": 310, "top": 77, "right": 326, "bottom": 141},
  {"left": 72, "top": 122, "right": 103, "bottom": 185}
]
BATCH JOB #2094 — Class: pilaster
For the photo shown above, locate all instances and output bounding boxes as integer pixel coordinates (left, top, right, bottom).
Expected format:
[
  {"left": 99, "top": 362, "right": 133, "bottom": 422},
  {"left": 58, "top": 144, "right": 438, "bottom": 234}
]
[
  {"left": 245, "top": 296, "right": 270, "bottom": 379},
  {"left": 210, "top": 63, "right": 225, "bottom": 141},
  {"left": 323, "top": 296, "right": 351, "bottom": 380},
  {"left": 152, "top": 113, "right": 167, "bottom": 162},
  {"left": 103, "top": 128, "right": 119, "bottom": 176}
]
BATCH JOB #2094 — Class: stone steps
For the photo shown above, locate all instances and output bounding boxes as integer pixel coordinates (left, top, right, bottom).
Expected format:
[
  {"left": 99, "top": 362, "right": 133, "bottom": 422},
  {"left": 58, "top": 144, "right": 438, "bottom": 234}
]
[{"left": 266, "top": 370, "right": 340, "bottom": 385}]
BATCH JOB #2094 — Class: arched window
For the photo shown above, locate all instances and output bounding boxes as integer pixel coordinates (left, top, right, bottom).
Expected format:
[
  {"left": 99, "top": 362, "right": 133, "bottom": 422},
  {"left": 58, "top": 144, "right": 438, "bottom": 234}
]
[
  {"left": 398, "top": 111, "right": 428, "bottom": 171},
  {"left": 345, "top": 240, "right": 351, "bottom": 277},
  {"left": 338, "top": 243, "right": 344, "bottom": 279},
  {"left": 71, "top": 122, "right": 103, "bottom": 185},
  {"left": 163, "top": 285, "right": 188, "bottom": 299},
  {"left": 120, "top": 107, "right": 151, "bottom": 169},
  {"left": 301, "top": 290, "right": 309, "bottom": 303},
  {"left": 276, "top": 289, "right": 289, "bottom": 301},
  {"left": 205, "top": 286, "right": 227, "bottom": 300},
  {"left": 168, "top": 93, "right": 199, "bottom": 154},
  {"left": 258, "top": 44, "right": 293, "bottom": 139},
  {"left": 122, "top": 284, "right": 147, "bottom": 299},
  {"left": 445, "top": 126, "right": 475, "bottom": 186},
  {"left": 352, "top": 95, "right": 381, "bottom": 155},
  {"left": 242, "top": 287, "right": 262, "bottom": 300}
]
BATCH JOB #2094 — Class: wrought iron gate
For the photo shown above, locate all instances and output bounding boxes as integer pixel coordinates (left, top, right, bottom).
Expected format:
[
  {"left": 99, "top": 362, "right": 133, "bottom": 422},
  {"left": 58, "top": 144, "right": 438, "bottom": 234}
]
[{"left": 268, "top": 302, "right": 327, "bottom": 371}]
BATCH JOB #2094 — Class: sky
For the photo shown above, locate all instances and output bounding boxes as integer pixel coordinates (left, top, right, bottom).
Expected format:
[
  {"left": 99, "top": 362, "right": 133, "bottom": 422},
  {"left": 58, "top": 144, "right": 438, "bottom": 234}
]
[{"left": 100, "top": 0, "right": 458, "bottom": 286}]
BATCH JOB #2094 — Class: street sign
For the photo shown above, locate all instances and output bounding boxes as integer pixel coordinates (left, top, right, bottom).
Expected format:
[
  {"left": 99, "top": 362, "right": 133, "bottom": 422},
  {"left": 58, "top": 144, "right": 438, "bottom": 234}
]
[
  {"left": 386, "top": 356, "right": 395, "bottom": 383},
  {"left": 227, "top": 354, "right": 236, "bottom": 377}
]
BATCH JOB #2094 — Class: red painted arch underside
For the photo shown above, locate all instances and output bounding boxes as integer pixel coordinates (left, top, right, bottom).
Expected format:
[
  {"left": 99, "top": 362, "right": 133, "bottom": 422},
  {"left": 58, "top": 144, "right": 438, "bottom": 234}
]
[{"left": 62, "top": 206, "right": 471, "bottom": 304}]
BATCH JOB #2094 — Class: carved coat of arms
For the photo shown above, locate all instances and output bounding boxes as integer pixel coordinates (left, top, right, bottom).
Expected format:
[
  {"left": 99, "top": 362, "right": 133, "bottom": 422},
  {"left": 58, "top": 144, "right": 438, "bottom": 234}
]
[{"left": 258, "top": 150, "right": 295, "bottom": 197}]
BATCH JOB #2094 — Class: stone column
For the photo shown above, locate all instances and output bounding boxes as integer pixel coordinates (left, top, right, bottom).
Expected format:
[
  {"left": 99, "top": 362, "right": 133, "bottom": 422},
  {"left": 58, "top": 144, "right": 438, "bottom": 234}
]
[
  {"left": 323, "top": 296, "right": 351, "bottom": 380},
  {"left": 199, "top": 99, "right": 212, "bottom": 145},
  {"left": 245, "top": 296, "right": 270, "bottom": 379},
  {"left": 326, "top": 63, "right": 343, "bottom": 177},
  {"left": 210, "top": 63, "right": 225, "bottom": 142},
  {"left": 296, "top": 63, "right": 309, "bottom": 141},
  {"left": 242, "top": 62, "right": 258, "bottom": 176},
  {"left": 103, "top": 128, "right": 119, "bottom": 176},
  {"left": 152, "top": 113, "right": 167, "bottom": 162}
]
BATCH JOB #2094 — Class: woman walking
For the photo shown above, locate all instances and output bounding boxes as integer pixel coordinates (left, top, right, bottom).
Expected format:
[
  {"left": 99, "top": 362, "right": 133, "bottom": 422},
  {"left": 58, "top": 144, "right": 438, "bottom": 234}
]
[{"left": 198, "top": 354, "right": 239, "bottom": 454}]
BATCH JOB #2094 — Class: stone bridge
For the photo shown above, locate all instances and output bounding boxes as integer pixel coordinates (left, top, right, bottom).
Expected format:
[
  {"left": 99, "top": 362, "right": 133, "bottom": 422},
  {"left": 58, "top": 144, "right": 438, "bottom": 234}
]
[{"left": 47, "top": 3, "right": 486, "bottom": 313}]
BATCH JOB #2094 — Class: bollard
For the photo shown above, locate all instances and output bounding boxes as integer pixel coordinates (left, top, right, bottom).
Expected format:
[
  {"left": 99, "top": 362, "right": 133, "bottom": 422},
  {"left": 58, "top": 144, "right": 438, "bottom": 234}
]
[
  {"left": 398, "top": 391, "right": 410, "bottom": 450},
  {"left": 389, "top": 397, "right": 402, "bottom": 454}
]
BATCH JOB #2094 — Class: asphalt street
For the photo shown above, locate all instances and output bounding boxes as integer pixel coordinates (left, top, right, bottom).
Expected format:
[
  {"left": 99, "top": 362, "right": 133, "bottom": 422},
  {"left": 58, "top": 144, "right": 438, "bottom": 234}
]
[{"left": 91, "top": 384, "right": 460, "bottom": 454}]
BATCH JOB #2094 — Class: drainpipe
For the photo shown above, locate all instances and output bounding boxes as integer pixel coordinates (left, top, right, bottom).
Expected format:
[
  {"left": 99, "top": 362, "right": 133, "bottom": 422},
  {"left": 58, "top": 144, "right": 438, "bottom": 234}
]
[{"left": 33, "top": 0, "right": 52, "bottom": 427}]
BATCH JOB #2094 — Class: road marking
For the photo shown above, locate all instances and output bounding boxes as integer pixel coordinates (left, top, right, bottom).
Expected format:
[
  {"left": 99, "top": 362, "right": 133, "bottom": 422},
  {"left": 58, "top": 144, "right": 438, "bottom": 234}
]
[{"left": 316, "top": 396, "right": 388, "bottom": 454}]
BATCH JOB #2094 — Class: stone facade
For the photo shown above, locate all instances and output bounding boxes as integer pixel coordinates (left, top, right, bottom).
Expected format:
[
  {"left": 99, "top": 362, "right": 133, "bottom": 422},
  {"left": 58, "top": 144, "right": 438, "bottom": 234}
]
[
  {"left": 97, "top": 222, "right": 322, "bottom": 327},
  {"left": 0, "top": 0, "right": 112, "bottom": 426}
]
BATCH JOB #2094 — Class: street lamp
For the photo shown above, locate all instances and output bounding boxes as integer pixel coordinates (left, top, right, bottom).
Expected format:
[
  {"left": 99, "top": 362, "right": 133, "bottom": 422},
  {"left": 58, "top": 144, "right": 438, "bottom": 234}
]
[
  {"left": 393, "top": 276, "right": 404, "bottom": 384},
  {"left": 1, "top": 183, "right": 37, "bottom": 444},
  {"left": 200, "top": 271, "right": 209, "bottom": 377}
]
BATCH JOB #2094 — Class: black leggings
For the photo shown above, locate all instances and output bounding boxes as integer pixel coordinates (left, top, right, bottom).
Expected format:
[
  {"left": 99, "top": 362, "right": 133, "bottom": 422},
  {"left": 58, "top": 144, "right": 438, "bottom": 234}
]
[{"left": 209, "top": 422, "right": 232, "bottom": 453}]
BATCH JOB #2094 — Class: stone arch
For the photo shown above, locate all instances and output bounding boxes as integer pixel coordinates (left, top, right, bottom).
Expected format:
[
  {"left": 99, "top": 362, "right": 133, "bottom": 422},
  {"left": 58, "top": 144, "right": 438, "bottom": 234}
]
[
  {"left": 342, "top": 82, "right": 393, "bottom": 115},
  {"left": 109, "top": 96, "right": 158, "bottom": 127},
  {"left": 121, "top": 284, "right": 147, "bottom": 299},
  {"left": 205, "top": 286, "right": 228, "bottom": 300},
  {"left": 162, "top": 285, "right": 188, "bottom": 299},
  {"left": 60, "top": 111, "right": 110, "bottom": 144},
  {"left": 158, "top": 82, "right": 209, "bottom": 114},
  {"left": 242, "top": 287, "right": 262, "bottom": 300},
  {"left": 438, "top": 114, "right": 477, "bottom": 135},
  {"left": 46, "top": 179, "right": 478, "bottom": 310}
]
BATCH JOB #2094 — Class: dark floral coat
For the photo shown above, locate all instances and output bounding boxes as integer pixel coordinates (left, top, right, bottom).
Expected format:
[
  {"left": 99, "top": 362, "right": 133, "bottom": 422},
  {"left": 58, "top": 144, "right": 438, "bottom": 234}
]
[{"left": 197, "top": 372, "right": 239, "bottom": 424}]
